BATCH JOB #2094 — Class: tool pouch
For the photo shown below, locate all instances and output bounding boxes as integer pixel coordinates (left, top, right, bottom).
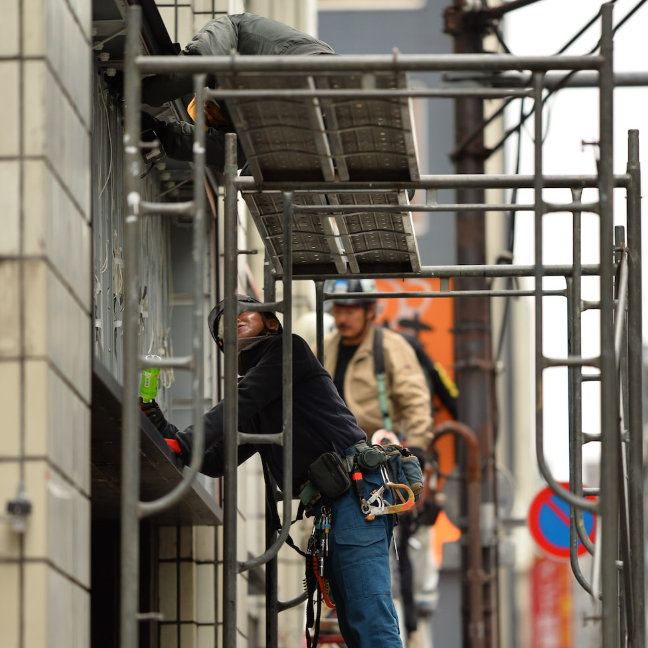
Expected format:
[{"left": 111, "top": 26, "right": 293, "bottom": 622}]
[
  {"left": 308, "top": 452, "right": 351, "bottom": 499},
  {"left": 382, "top": 444, "right": 423, "bottom": 501}
]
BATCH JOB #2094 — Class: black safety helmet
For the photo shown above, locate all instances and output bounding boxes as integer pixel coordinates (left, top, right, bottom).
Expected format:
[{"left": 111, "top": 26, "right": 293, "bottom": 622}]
[
  {"left": 323, "top": 279, "right": 378, "bottom": 311},
  {"left": 208, "top": 294, "right": 283, "bottom": 350}
]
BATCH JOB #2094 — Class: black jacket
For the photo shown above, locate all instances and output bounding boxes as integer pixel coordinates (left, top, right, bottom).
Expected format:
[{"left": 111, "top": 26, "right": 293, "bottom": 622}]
[
  {"left": 165, "top": 334, "right": 364, "bottom": 495},
  {"left": 141, "top": 14, "right": 336, "bottom": 172}
]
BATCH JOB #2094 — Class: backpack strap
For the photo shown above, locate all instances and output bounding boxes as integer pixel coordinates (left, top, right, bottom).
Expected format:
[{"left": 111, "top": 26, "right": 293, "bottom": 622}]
[{"left": 372, "top": 327, "right": 393, "bottom": 431}]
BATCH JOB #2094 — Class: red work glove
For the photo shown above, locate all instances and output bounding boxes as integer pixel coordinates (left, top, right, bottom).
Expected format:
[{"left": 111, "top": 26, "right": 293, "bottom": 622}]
[{"left": 165, "top": 439, "right": 181, "bottom": 454}]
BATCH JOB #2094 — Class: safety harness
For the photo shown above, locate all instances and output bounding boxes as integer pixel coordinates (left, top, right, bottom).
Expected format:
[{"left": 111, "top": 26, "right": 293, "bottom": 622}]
[{"left": 372, "top": 327, "right": 393, "bottom": 432}]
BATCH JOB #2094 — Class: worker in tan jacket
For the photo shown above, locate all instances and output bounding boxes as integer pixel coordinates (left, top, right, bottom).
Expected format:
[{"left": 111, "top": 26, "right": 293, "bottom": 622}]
[
  {"left": 321, "top": 278, "right": 433, "bottom": 648},
  {"left": 322, "top": 279, "right": 432, "bottom": 457}
]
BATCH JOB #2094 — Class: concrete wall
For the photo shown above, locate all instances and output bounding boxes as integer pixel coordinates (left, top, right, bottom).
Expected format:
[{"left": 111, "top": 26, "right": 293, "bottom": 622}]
[{"left": 0, "top": 1, "right": 92, "bottom": 647}]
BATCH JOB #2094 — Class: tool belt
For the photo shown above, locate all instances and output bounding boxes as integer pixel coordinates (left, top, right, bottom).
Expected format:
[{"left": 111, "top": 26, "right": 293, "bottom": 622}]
[{"left": 299, "top": 440, "right": 423, "bottom": 516}]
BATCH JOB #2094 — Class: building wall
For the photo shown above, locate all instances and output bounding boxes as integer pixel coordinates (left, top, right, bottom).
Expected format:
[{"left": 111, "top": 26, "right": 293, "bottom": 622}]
[{"left": 0, "top": 1, "right": 92, "bottom": 647}]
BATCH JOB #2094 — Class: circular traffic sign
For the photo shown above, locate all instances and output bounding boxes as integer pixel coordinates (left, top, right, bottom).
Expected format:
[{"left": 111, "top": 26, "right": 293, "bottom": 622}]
[{"left": 528, "top": 483, "right": 597, "bottom": 559}]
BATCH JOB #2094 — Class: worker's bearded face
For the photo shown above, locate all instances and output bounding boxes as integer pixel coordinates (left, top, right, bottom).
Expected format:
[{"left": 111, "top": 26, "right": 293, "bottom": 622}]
[{"left": 331, "top": 303, "right": 375, "bottom": 346}]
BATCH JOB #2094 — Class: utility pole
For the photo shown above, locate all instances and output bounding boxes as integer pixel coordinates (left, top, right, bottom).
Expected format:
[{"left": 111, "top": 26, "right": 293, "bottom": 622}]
[{"left": 444, "top": 3, "right": 498, "bottom": 647}]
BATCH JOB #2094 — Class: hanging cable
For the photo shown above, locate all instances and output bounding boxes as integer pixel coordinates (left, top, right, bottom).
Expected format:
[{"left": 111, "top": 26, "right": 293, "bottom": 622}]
[{"left": 452, "top": 0, "right": 628, "bottom": 160}]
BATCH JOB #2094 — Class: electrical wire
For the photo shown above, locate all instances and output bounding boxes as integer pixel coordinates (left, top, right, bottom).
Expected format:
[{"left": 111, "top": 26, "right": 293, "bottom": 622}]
[
  {"left": 452, "top": 0, "right": 624, "bottom": 160},
  {"left": 488, "top": 0, "right": 646, "bottom": 159}
]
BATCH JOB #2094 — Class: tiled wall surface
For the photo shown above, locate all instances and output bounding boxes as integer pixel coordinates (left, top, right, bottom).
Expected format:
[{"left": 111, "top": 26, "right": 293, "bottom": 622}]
[
  {"left": 0, "top": 1, "right": 92, "bottom": 648},
  {"left": 159, "top": 526, "right": 217, "bottom": 648}
]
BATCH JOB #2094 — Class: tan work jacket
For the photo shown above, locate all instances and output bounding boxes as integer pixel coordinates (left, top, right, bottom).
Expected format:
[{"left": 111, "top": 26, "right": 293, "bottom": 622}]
[{"left": 322, "top": 325, "right": 432, "bottom": 450}]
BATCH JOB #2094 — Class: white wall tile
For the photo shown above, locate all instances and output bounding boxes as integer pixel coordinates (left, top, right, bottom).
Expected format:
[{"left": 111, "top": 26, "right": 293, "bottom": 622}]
[
  {"left": 0, "top": 0, "right": 19, "bottom": 56},
  {"left": 197, "top": 625, "right": 216, "bottom": 648},
  {"left": 22, "top": 0, "right": 46, "bottom": 57},
  {"left": 23, "top": 162, "right": 92, "bottom": 308},
  {"left": 24, "top": 360, "right": 48, "bottom": 457},
  {"left": 72, "top": 399, "right": 91, "bottom": 494},
  {"left": 47, "top": 467, "right": 73, "bottom": 574},
  {"left": 0, "top": 361, "right": 21, "bottom": 457},
  {"left": 195, "top": 526, "right": 215, "bottom": 562},
  {"left": 159, "top": 562, "right": 178, "bottom": 622},
  {"left": 24, "top": 360, "right": 90, "bottom": 490},
  {"left": 69, "top": 0, "right": 92, "bottom": 42},
  {"left": 23, "top": 461, "right": 49, "bottom": 561},
  {"left": 180, "top": 526, "right": 194, "bottom": 559},
  {"left": 159, "top": 527, "right": 178, "bottom": 559},
  {"left": 0, "top": 161, "right": 19, "bottom": 255},
  {"left": 0, "top": 261, "right": 20, "bottom": 358},
  {"left": 49, "top": 568, "right": 74, "bottom": 648},
  {"left": 22, "top": 61, "right": 47, "bottom": 157},
  {"left": 44, "top": 267, "right": 91, "bottom": 402},
  {"left": 196, "top": 564, "right": 215, "bottom": 624},
  {"left": 160, "top": 624, "right": 178, "bottom": 648},
  {"left": 45, "top": 0, "right": 64, "bottom": 78},
  {"left": 22, "top": 260, "right": 47, "bottom": 357},
  {"left": 24, "top": 563, "right": 48, "bottom": 648},
  {"left": 59, "top": 91, "right": 91, "bottom": 219},
  {"left": 73, "top": 490, "right": 90, "bottom": 587},
  {"left": 22, "top": 161, "right": 47, "bottom": 255},
  {"left": 73, "top": 584, "right": 90, "bottom": 648},
  {"left": 180, "top": 562, "right": 197, "bottom": 622},
  {"left": 0, "top": 564, "right": 19, "bottom": 648},
  {"left": 180, "top": 624, "right": 197, "bottom": 648},
  {"left": 63, "top": 6, "right": 92, "bottom": 129},
  {"left": 0, "top": 62, "right": 19, "bottom": 157},
  {"left": 0, "top": 462, "right": 21, "bottom": 560}
]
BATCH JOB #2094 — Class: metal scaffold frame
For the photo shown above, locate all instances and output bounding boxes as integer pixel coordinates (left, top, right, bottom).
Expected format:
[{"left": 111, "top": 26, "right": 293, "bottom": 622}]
[{"left": 121, "top": 4, "right": 643, "bottom": 648}]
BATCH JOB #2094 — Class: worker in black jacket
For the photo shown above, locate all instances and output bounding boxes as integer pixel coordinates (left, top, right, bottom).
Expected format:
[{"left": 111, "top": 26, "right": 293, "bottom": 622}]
[
  {"left": 142, "top": 295, "right": 405, "bottom": 648},
  {"left": 136, "top": 14, "right": 336, "bottom": 173}
]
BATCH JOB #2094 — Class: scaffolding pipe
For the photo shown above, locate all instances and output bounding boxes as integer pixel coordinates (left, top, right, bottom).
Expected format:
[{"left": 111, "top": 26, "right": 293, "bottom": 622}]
[
  {"left": 136, "top": 52, "right": 603, "bottom": 75},
  {"left": 289, "top": 201, "right": 599, "bottom": 213},
  {"left": 222, "top": 133, "right": 239, "bottom": 648},
  {"left": 120, "top": 8, "right": 143, "bottom": 648},
  {"left": 294, "top": 263, "right": 601, "bottom": 282},
  {"left": 625, "top": 129, "right": 645, "bottom": 648},
  {"left": 236, "top": 173, "right": 630, "bottom": 191},
  {"left": 206, "top": 87, "right": 535, "bottom": 100},
  {"left": 599, "top": 5, "right": 620, "bottom": 646}
]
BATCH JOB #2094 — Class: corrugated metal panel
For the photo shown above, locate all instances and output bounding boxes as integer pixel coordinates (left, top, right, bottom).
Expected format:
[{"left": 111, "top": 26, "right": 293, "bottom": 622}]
[
  {"left": 317, "top": 72, "right": 420, "bottom": 182},
  {"left": 223, "top": 70, "right": 421, "bottom": 275}
]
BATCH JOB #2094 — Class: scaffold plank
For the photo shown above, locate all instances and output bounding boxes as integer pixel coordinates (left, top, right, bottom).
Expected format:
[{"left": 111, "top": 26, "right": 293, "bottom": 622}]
[
  {"left": 242, "top": 191, "right": 348, "bottom": 275},
  {"left": 219, "top": 74, "right": 335, "bottom": 182},
  {"left": 225, "top": 71, "right": 422, "bottom": 275}
]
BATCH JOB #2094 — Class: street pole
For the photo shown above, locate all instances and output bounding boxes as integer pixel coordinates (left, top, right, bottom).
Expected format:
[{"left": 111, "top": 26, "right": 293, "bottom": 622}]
[{"left": 444, "top": 3, "right": 498, "bottom": 647}]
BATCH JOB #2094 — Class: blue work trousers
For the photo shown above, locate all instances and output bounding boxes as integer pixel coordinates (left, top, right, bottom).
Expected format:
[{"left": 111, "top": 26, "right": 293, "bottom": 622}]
[{"left": 320, "top": 467, "right": 403, "bottom": 648}]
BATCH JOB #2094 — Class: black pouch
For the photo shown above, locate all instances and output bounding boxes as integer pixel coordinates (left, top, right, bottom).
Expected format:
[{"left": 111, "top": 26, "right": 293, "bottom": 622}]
[
  {"left": 382, "top": 444, "right": 424, "bottom": 502},
  {"left": 308, "top": 452, "right": 351, "bottom": 499}
]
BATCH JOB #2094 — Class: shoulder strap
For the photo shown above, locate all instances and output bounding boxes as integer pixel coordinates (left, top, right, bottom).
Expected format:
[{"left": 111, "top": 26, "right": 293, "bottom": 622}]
[{"left": 372, "top": 327, "right": 393, "bottom": 431}]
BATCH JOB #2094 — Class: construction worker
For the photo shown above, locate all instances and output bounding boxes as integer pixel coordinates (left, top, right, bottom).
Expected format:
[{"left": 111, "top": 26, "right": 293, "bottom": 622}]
[
  {"left": 321, "top": 278, "right": 434, "bottom": 648},
  {"left": 141, "top": 294, "right": 405, "bottom": 648},
  {"left": 127, "top": 14, "right": 336, "bottom": 172}
]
